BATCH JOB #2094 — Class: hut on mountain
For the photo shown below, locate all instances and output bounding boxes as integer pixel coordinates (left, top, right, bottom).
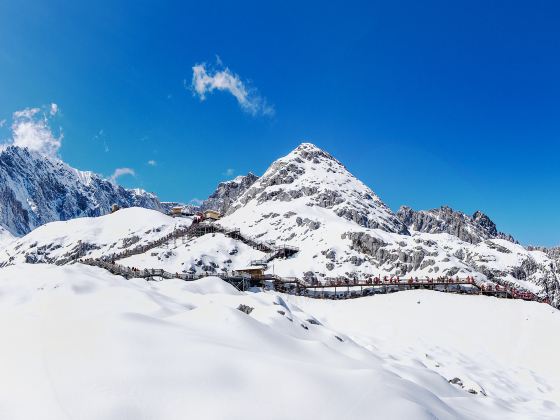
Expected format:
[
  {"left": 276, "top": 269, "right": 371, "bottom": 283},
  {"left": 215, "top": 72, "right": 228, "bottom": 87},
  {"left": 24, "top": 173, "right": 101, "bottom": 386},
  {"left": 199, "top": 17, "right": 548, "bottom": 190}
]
[
  {"left": 170, "top": 206, "right": 184, "bottom": 217},
  {"left": 170, "top": 206, "right": 195, "bottom": 217},
  {"left": 203, "top": 210, "right": 222, "bottom": 221},
  {"left": 233, "top": 265, "right": 266, "bottom": 278}
]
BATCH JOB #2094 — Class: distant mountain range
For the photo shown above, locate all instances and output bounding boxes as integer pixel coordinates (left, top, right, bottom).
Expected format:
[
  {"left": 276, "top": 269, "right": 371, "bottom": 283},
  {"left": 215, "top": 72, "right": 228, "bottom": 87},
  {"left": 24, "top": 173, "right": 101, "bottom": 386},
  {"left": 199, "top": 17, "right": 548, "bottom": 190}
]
[
  {"left": 0, "top": 146, "right": 162, "bottom": 236},
  {"left": 0, "top": 143, "right": 558, "bottom": 306},
  {"left": 396, "top": 205, "right": 517, "bottom": 244}
]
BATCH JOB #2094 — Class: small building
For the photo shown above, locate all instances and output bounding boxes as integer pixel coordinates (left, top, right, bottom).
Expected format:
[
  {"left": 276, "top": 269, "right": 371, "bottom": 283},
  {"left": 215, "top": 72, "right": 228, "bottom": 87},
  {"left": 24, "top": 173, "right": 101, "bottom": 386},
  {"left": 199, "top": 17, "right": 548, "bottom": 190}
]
[
  {"left": 170, "top": 206, "right": 195, "bottom": 217},
  {"left": 170, "top": 206, "right": 184, "bottom": 217},
  {"left": 233, "top": 265, "right": 266, "bottom": 278},
  {"left": 203, "top": 209, "right": 222, "bottom": 221}
]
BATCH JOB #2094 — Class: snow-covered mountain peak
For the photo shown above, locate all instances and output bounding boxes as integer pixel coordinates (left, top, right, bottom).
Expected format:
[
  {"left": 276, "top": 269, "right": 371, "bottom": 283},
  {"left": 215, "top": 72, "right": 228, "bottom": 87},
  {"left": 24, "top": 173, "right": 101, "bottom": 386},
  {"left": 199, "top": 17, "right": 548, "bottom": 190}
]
[
  {"left": 229, "top": 143, "right": 407, "bottom": 234},
  {"left": 289, "top": 141, "right": 341, "bottom": 163}
]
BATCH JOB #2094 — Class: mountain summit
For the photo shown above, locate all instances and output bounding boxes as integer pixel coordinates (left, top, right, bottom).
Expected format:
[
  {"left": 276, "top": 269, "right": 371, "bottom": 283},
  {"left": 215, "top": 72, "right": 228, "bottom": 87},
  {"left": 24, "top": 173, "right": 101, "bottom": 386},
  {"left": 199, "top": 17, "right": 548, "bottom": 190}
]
[{"left": 228, "top": 142, "right": 408, "bottom": 234}]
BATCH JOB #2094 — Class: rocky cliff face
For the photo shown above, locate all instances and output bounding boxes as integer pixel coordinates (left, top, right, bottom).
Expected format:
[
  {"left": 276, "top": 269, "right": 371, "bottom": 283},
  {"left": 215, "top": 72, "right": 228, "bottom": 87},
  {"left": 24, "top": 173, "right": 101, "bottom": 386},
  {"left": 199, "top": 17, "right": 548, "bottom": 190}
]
[
  {"left": 201, "top": 173, "right": 259, "bottom": 215},
  {"left": 0, "top": 146, "right": 163, "bottom": 236},
  {"left": 397, "top": 205, "right": 516, "bottom": 244}
]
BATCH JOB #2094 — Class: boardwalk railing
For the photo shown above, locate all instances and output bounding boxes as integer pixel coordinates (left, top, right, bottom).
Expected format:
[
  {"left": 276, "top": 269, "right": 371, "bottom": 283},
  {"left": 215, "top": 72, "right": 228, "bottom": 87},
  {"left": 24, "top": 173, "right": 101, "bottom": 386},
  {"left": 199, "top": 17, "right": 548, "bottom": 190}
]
[
  {"left": 80, "top": 258, "right": 253, "bottom": 291},
  {"left": 93, "top": 221, "right": 300, "bottom": 267},
  {"left": 81, "top": 255, "right": 550, "bottom": 304},
  {"left": 72, "top": 220, "right": 547, "bottom": 305}
]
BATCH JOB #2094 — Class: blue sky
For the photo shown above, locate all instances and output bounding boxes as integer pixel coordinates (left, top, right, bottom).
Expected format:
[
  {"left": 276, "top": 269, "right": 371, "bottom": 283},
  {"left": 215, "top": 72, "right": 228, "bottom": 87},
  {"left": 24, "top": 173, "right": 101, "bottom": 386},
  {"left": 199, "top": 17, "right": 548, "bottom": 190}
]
[{"left": 0, "top": 1, "right": 559, "bottom": 246}]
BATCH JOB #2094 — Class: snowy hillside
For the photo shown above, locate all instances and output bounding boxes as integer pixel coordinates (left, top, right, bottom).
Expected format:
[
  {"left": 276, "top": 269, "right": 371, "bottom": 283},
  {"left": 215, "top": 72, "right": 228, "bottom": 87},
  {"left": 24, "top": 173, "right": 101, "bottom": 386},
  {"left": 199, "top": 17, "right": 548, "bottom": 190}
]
[
  {"left": 0, "top": 146, "right": 163, "bottom": 236},
  {"left": 1, "top": 263, "right": 558, "bottom": 420},
  {"left": 0, "top": 227, "right": 14, "bottom": 248},
  {"left": 0, "top": 208, "right": 191, "bottom": 266},
  {"left": 119, "top": 232, "right": 266, "bottom": 276},
  {"left": 291, "top": 289, "right": 560, "bottom": 419}
]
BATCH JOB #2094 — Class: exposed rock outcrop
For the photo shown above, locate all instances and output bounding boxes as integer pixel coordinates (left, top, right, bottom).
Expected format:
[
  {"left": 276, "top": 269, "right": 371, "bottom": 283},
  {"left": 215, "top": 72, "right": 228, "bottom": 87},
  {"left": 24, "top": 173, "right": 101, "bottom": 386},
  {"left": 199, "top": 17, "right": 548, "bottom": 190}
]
[
  {"left": 397, "top": 205, "right": 516, "bottom": 244},
  {"left": 202, "top": 173, "right": 259, "bottom": 215}
]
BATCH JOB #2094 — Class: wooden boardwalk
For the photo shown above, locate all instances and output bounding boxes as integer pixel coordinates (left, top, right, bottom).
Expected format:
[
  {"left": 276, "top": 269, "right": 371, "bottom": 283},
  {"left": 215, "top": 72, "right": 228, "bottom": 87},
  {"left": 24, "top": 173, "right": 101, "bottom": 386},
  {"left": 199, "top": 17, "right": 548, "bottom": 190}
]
[
  {"left": 80, "top": 256, "right": 548, "bottom": 304},
  {"left": 75, "top": 220, "right": 548, "bottom": 305}
]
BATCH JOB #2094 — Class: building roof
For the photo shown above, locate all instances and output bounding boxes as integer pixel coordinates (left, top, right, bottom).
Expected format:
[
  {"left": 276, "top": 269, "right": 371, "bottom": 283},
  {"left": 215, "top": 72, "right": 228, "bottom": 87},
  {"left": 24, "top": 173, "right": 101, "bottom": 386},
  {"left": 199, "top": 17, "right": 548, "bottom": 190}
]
[{"left": 233, "top": 265, "right": 267, "bottom": 272}]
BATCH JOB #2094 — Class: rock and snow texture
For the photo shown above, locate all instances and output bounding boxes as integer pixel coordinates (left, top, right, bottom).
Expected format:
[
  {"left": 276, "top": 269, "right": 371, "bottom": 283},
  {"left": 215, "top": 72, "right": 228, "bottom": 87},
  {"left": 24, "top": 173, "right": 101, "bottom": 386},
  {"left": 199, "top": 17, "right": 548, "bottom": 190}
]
[
  {"left": 118, "top": 232, "right": 266, "bottom": 276},
  {"left": 412, "top": 232, "right": 558, "bottom": 295},
  {"left": 201, "top": 172, "right": 259, "bottom": 214},
  {"left": 0, "top": 146, "right": 163, "bottom": 236},
  {"left": 1, "top": 263, "right": 559, "bottom": 420},
  {"left": 227, "top": 143, "right": 408, "bottom": 234},
  {"left": 0, "top": 142, "right": 558, "bottom": 305},
  {"left": 218, "top": 143, "right": 558, "bottom": 304},
  {"left": 397, "top": 205, "right": 517, "bottom": 244},
  {"left": 0, "top": 208, "right": 191, "bottom": 266}
]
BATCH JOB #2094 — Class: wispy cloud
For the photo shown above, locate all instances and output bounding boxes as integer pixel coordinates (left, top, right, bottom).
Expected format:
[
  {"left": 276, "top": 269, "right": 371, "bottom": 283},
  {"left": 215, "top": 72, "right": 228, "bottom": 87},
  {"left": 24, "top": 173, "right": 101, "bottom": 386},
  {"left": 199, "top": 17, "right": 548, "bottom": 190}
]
[
  {"left": 147, "top": 159, "right": 157, "bottom": 166},
  {"left": 223, "top": 168, "right": 235, "bottom": 177},
  {"left": 110, "top": 167, "right": 135, "bottom": 183},
  {"left": 0, "top": 119, "right": 6, "bottom": 128},
  {"left": 1, "top": 103, "right": 62, "bottom": 158},
  {"left": 190, "top": 60, "right": 274, "bottom": 117}
]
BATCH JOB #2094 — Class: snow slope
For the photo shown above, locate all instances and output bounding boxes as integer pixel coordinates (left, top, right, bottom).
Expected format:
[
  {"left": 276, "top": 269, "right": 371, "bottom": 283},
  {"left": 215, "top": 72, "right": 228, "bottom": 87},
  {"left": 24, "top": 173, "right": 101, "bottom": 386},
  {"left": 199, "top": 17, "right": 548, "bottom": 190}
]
[
  {"left": 0, "top": 226, "right": 14, "bottom": 248},
  {"left": 1, "top": 263, "right": 558, "bottom": 419},
  {"left": 0, "top": 208, "right": 191, "bottom": 266},
  {"left": 118, "top": 232, "right": 266, "bottom": 275},
  {"left": 290, "top": 290, "right": 560, "bottom": 418}
]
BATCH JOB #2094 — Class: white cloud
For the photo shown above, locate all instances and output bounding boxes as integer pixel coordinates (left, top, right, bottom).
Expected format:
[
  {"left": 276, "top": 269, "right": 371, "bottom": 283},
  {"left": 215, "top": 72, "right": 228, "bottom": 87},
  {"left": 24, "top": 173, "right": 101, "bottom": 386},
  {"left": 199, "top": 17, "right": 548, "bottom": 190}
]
[
  {"left": 224, "top": 168, "right": 235, "bottom": 177},
  {"left": 0, "top": 119, "right": 6, "bottom": 128},
  {"left": 2, "top": 104, "right": 63, "bottom": 158},
  {"left": 190, "top": 61, "right": 274, "bottom": 116},
  {"left": 110, "top": 167, "right": 135, "bottom": 183},
  {"left": 147, "top": 159, "right": 157, "bottom": 166}
]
